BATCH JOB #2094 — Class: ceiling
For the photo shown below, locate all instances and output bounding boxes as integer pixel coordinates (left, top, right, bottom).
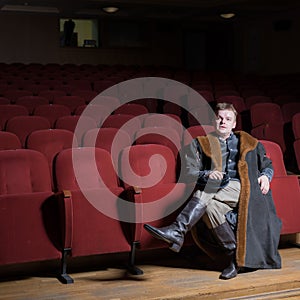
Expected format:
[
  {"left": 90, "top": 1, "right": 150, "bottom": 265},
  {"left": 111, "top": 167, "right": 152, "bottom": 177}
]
[{"left": 0, "top": 0, "right": 300, "bottom": 21}]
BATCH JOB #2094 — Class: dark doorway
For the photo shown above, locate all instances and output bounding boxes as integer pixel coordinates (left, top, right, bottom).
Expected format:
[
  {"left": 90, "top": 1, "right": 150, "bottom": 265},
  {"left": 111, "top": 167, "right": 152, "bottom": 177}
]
[{"left": 184, "top": 25, "right": 234, "bottom": 72}]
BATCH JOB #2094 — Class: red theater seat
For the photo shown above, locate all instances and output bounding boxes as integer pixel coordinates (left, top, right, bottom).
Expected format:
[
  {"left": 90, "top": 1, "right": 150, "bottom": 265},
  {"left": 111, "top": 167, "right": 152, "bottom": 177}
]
[
  {"left": 6, "top": 115, "right": 51, "bottom": 147},
  {"left": 83, "top": 127, "right": 131, "bottom": 171},
  {"left": 53, "top": 95, "right": 86, "bottom": 114},
  {"left": 38, "top": 90, "right": 67, "bottom": 103},
  {"left": 244, "top": 95, "right": 272, "bottom": 109},
  {"left": 260, "top": 140, "right": 300, "bottom": 235},
  {"left": 294, "top": 140, "right": 300, "bottom": 171},
  {"left": 33, "top": 104, "right": 71, "bottom": 128},
  {"left": 15, "top": 95, "right": 49, "bottom": 114},
  {"left": 250, "top": 103, "right": 286, "bottom": 154},
  {"left": 135, "top": 126, "right": 181, "bottom": 159},
  {"left": 0, "top": 97, "right": 10, "bottom": 105},
  {"left": 74, "top": 104, "right": 111, "bottom": 127},
  {"left": 143, "top": 113, "right": 184, "bottom": 140},
  {"left": 102, "top": 114, "right": 142, "bottom": 141},
  {"left": 0, "top": 149, "right": 69, "bottom": 282},
  {"left": 119, "top": 144, "right": 191, "bottom": 262},
  {"left": 3, "top": 89, "right": 33, "bottom": 103},
  {"left": 27, "top": 129, "right": 76, "bottom": 185},
  {"left": 71, "top": 90, "right": 98, "bottom": 103},
  {"left": 0, "top": 104, "right": 29, "bottom": 129},
  {"left": 0, "top": 131, "right": 21, "bottom": 150},
  {"left": 292, "top": 113, "right": 300, "bottom": 171},
  {"left": 292, "top": 112, "right": 300, "bottom": 140},
  {"left": 113, "top": 103, "right": 148, "bottom": 116},
  {"left": 54, "top": 147, "right": 134, "bottom": 277},
  {"left": 55, "top": 115, "right": 97, "bottom": 145},
  {"left": 182, "top": 125, "right": 215, "bottom": 146}
]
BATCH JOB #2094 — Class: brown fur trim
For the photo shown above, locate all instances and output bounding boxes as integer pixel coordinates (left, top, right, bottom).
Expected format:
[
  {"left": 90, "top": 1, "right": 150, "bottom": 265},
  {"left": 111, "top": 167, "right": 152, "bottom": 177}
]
[
  {"left": 235, "top": 131, "right": 258, "bottom": 266},
  {"left": 197, "top": 135, "right": 222, "bottom": 171}
]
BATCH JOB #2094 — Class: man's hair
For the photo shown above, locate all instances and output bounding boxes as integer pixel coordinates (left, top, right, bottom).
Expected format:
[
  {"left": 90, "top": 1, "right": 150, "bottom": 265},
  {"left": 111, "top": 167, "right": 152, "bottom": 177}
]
[{"left": 214, "top": 102, "right": 238, "bottom": 119}]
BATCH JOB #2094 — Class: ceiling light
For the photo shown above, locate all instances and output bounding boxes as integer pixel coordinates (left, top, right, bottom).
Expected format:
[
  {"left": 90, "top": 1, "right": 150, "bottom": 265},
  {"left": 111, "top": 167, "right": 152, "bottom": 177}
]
[
  {"left": 220, "top": 13, "right": 235, "bottom": 19},
  {"left": 102, "top": 6, "right": 119, "bottom": 13}
]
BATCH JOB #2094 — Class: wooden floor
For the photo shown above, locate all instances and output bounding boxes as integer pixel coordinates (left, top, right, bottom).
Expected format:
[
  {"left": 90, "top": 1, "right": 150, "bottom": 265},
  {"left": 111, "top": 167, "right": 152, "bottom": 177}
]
[{"left": 1, "top": 246, "right": 300, "bottom": 300}]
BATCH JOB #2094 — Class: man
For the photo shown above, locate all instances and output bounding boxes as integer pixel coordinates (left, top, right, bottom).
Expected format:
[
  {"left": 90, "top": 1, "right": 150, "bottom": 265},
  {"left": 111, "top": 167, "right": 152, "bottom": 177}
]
[
  {"left": 144, "top": 102, "right": 282, "bottom": 279},
  {"left": 64, "top": 19, "right": 75, "bottom": 46}
]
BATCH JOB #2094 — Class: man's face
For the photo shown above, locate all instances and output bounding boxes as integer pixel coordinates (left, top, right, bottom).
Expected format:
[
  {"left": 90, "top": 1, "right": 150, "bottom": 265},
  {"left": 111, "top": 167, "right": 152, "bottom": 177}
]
[{"left": 215, "top": 109, "right": 236, "bottom": 139}]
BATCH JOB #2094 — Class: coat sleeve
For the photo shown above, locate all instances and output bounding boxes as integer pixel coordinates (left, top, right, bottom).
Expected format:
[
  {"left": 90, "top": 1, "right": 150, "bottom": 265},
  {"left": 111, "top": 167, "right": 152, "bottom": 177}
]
[
  {"left": 256, "top": 142, "right": 274, "bottom": 182},
  {"left": 182, "top": 139, "right": 210, "bottom": 185}
]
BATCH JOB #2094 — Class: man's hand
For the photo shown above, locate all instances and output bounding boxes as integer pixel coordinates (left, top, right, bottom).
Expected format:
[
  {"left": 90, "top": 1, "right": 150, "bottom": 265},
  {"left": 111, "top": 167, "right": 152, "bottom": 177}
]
[
  {"left": 208, "top": 170, "right": 225, "bottom": 181},
  {"left": 258, "top": 175, "right": 270, "bottom": 195}
]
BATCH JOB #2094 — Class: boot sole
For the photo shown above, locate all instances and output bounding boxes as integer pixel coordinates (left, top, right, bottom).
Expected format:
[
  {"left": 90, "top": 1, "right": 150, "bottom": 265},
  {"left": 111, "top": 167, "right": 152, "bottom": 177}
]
[{"left": 143, "top": 224, "right": 180, "bottom": 252}]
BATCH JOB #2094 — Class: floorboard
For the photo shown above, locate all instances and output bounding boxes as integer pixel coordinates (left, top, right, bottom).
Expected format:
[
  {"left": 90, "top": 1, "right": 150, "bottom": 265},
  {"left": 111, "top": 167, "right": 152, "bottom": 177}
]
[{"left": 0, "top": 247, "right": 300, "bottom": 299}]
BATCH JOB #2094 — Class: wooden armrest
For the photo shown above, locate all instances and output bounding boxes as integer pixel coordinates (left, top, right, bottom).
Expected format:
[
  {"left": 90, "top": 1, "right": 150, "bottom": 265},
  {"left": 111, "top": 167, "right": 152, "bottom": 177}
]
[
  {"left": 133, "top": 186, "right": 142, "bottom": 194},
  {"left": 56, "top": 190, "right": 73, "bottom": 250},
  {"left": 63, "top": 190, "right": 72, "bottom": 198}
]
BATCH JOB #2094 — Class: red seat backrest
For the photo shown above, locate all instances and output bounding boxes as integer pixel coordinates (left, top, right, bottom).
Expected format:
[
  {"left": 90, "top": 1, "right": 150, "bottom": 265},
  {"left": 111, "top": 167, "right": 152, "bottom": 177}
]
[
  {"left": 33, "top": 104, "right": 71, "bottom": 128},
  {"left": 27, "top": 129, "right": 76, "bottom": 175},
  {"left": 281, "top": 102, "right": 300, "bottom": 123},
  {"left": 55, "top": 147, "right": 119, "bottom": 191},
  {"left": 74, "top": 104, "right": 111, "bottom": 127},
  {"left": 3, "top": 89, "right": 33, "bottom": 102},
  {"left": 292, "top": 113, "right": 300, "bottom": 140},
  {"left": 83, "top": 127, "right": 131, "bottom": 152},
  {"left": 15, "top": 96, "right": 49, "bottom": 114},
  {"left": 135, "top": 126, "right": 181, "bottom": 158},
  {"left": 143, "top": 113, "right": 183, "bottom": 139},
  {"left": 183, "top": 125, "right": 215, "bottom": 146},
  {"left": 0, "top": 104, "right": 29, "bottom": 129},
  {"left": 53, "top": 95, "right": 86, "bottom": 113},
  {"left": 55, "top": 115, "right": 97, "bottom": 145},
  {"left": 0, "top": 149, "right": 52, "bottom": 194},
  {"left": 6, "top": 115, "right": 51, "bottom": 147},
  {"left": 113, "top": 103, "right": 148, "bottom": 116},
  {"left": 259, "top": 140, "right": 287, "bottom": 176},
  {"left": 251, "top": 103, "right": 283, "bottom": 127},
  {"left": 0, "top": 131, "right": 21, "bottom": 150},
  {"left": 120, "top": 144, "right": 176, "bottom": 189},
  {"left": 102, "top": 114, "right": 141, "bottom": 140}
]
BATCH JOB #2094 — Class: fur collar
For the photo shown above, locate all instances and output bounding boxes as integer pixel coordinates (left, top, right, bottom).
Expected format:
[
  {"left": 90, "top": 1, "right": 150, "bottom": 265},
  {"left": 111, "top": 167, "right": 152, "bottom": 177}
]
[{"left": 197, "top": 131, "right": 258, "bottom": 160}]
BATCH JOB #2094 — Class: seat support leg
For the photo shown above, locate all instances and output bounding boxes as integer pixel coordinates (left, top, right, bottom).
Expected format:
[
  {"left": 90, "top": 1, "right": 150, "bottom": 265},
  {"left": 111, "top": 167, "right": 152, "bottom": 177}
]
[
  {"left": 58, "top": 248, "right": 74, "bottom": 284},
  {"left": 127, "top": 241, "right": 143, "bottom": 275}
]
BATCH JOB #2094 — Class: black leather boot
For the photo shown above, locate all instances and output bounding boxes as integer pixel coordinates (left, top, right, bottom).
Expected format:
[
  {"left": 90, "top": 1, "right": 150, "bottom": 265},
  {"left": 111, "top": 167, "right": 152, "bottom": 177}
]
[
  {"left": 219, "top": 255, "right": 238, "bottom": 280},
  {"left": 144, "top": 197, "right": 206, "bottom": 252},
  {"left": 211, "top": 222, "right": 238, "bottom": 280}
]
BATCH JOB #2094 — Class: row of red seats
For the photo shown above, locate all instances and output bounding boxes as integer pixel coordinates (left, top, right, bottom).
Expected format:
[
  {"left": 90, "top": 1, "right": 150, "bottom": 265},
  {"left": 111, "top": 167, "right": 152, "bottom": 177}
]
[
  {"left": 0, "top": 78, "right": 298, "bottom": 106},
  {"left": 249, "top": 102, "right": 300, "bottom": 172},
  {"left": 1, "top": 62, "right": 299, "bottom": 89},
  {"left": 0, "top": 83, "right": 298, "bottom": 115},
  {"left": 0, "top": 92, "right": 297, "bottom": 121},
  {"left": 1, "top": 137, "right": 300, "bottom": 283},
  {"left": 1, "top": 98, "right": 299, "bottom": 172},
  {"left": 0, "top": 139, "right": 199, "bottom": 283},
  {"left": 0, "top": 120, "right": 213, "bottom": 158},
  {"left": 1, "top": 96, "right": 299, "bottom": 147},
  {"left": 1, "top": 63, "right": 300, "bottom": 104},
  {"left": 0, "top": 100, "right": 213, "bottom": 145}
]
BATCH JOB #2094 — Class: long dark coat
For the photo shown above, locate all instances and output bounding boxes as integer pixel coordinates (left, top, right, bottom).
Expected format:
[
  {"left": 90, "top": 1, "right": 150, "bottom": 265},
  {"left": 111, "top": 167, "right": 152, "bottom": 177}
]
[{"left": 186, "top": 131, "right": 282, "bottom": 269}]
